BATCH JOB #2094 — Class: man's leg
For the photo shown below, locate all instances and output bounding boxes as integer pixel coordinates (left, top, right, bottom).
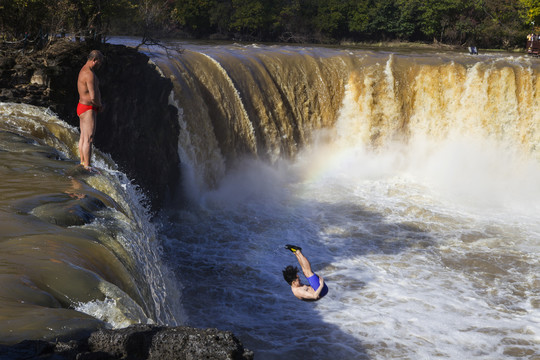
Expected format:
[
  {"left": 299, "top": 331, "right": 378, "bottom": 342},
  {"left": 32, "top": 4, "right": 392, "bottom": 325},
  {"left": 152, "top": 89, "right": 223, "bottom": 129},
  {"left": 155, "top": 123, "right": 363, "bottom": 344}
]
[
  {"left": 79, "top": 110, "right": 96, "bottom": 168},
  {"left": 294, "top": 250, "right": 314, "bottom": 278}
]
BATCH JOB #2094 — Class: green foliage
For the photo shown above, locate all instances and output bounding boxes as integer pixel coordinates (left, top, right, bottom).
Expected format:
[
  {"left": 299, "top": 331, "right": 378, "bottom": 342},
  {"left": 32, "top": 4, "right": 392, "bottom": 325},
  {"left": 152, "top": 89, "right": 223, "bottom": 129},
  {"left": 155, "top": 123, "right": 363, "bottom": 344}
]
[
  {"left": 312, "top": 0, "right": 348, "bottom": 37},
  {"left": 0, "top": 0, "right": 533, "bottom": 48},
  {"left": 229, "top": 0, "right": 266, "bottom": 33},
  {"left": 419, "top": 0, "right": 463, "bottom": 41},
  {"left": 208, "top": 1, "right": 233, "bottom": 34},
  {"left": 395, "top": 0, "right": 422, "bottom": 40},
  {"left": 173, "top": 0, "right": 217, "bottom": 32},
  {"left": 347, "top": 0, "right": 372, "bottom": 34},
  {"left": 520, "top": 0, "right": 540, "bottom": 25},
  {"left": 0, "top": 0, "right": 49, "bottom": 38},
  {"left": 0, "top": 0, "right": 138, "bottom": 42},
  {"left": 369, "top": 0, "right": 401, "bottom": 36}
]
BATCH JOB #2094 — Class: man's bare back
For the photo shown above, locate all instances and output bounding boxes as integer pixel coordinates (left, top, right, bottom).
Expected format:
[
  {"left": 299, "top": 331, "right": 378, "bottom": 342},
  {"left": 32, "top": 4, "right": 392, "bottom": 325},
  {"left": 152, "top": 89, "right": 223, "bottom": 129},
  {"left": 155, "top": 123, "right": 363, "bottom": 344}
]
[{"left": 78, "top": 63, "right": 101, "bottom": 108}]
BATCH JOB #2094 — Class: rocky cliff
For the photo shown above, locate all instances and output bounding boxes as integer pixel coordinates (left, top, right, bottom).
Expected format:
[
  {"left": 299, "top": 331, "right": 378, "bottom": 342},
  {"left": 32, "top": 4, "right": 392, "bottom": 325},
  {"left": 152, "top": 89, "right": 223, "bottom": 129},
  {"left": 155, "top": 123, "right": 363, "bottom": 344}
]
[
  {"left": 0, "top": 41, "right": 254, "bottom": 359},
  {"left": 0, "top": 40, "right": 180, "bottom": 210}
]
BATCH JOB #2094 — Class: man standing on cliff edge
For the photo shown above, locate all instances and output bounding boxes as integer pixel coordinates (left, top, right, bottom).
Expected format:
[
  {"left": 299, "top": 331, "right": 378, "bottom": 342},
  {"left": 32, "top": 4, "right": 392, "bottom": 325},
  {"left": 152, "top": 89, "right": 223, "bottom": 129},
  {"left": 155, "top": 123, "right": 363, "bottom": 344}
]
[{"left": 77, "top": 50, "right": 104, "bottom": 170}]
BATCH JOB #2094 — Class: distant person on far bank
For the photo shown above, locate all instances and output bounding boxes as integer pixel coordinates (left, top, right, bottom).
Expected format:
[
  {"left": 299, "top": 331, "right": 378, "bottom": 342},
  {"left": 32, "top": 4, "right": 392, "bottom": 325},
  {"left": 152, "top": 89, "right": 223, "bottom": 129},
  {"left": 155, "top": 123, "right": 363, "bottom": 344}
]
[
  {"left": 282, "top": 245, "right": 328, "bottom": 301},
  {"left": 77, "top": 50, "right": 104, "bottom": 170}
]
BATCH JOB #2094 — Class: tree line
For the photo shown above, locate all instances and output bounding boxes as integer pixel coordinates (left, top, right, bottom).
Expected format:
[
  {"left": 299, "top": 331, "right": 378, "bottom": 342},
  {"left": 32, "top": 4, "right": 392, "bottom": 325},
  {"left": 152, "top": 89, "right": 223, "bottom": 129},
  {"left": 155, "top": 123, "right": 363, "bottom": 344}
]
[{"left": 1, "top": 0, "right": 540, "bottom": 49}]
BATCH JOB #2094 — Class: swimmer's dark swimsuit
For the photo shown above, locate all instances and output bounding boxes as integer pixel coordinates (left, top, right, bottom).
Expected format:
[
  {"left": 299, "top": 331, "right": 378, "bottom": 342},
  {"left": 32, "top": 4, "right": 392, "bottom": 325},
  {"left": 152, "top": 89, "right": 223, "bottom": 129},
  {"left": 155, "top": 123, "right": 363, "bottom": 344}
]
[
  {"left": 307, "top": 273, "right": 328, "bottom": 298},
  {"left": 77, "top": 102, "right": 98, "bottom": 116}
]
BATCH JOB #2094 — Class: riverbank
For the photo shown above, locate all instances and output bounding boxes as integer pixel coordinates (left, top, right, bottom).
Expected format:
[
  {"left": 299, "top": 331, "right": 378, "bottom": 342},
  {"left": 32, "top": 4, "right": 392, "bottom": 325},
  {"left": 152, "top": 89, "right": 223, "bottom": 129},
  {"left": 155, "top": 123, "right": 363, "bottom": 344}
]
[{"left": 337, "top": 38, "right": 526, "bottom": 54}]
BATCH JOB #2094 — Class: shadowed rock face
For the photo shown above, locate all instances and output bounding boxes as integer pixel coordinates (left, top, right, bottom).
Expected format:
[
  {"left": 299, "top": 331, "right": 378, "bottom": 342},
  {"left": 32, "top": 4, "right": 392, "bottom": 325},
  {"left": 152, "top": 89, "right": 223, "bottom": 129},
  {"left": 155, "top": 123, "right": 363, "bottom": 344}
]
[
  {"left": 0, "top": 41, "right": 181, "bottom": 211},
  {"left": 0, "top": 325, "right": 254, "bottom": 360}
]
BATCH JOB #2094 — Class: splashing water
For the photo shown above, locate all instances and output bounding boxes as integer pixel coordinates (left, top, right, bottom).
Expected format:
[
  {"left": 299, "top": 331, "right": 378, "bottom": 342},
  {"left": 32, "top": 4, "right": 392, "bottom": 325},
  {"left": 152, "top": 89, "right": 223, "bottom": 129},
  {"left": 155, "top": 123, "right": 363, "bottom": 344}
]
[{"left": 151, "top": 44, "right": 540, "bottom": 359}]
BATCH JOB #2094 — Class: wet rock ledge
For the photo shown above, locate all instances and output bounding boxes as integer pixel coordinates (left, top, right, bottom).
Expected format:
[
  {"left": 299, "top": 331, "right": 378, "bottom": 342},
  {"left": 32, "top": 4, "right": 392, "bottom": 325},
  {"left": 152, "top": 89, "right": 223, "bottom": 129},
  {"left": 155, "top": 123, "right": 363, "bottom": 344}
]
[
  {"left": 0, "top": 42, "right": 251, "bottom": 359},
  {"left": 0, "top": 325, "right": 254, "bottom": 360},
  {"left": 0, "top": 40, "right": 180, "bottom": 211}
]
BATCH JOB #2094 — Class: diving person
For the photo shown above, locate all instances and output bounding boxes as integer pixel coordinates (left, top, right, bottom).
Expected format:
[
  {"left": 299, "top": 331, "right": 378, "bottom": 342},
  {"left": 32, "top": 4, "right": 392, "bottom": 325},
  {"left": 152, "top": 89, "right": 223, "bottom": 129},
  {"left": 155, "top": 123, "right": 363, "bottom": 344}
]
[{"left": 282, "top": 245, "right": 328, "bottom": 301}]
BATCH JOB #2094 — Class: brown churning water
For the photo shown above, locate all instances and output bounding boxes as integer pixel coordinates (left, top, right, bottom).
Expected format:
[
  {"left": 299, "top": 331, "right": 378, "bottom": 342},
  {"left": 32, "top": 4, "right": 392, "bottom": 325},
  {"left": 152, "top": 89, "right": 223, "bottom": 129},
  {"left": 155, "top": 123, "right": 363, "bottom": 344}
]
[{"left": 0, "top": 103, "right": 181, "bottom": 344}]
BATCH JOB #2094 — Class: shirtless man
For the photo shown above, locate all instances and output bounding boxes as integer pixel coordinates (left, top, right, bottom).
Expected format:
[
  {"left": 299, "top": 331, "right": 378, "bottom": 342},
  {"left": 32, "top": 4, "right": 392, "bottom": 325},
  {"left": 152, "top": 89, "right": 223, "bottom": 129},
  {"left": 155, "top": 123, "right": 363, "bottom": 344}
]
[
  {"left": 282, "top": 245, "right": 328, "bottom": 301},
  {"left": 77, "top": 50, "right": 104, "bottom": 169}
]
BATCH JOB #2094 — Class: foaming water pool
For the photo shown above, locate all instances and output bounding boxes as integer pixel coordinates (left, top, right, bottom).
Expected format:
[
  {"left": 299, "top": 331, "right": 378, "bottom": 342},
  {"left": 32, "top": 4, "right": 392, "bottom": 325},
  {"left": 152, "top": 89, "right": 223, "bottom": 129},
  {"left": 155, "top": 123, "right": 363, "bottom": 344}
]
[
  {"left": 129, "top": 41, "right": 540, "bottom": 359},
  {"left": 161, "top": 139, "right": 540, "bottom": 359}
]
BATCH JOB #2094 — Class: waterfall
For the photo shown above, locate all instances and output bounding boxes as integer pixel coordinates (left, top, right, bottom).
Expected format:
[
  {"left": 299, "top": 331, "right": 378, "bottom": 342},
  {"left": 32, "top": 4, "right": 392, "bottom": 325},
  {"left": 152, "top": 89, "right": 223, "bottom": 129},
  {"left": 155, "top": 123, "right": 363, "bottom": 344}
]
[
  {"left": 147, "top": 44, "right": 540, "bottom": 360},
  {"left": 151, "top": 45, "right": 539, "bottom": 195}
]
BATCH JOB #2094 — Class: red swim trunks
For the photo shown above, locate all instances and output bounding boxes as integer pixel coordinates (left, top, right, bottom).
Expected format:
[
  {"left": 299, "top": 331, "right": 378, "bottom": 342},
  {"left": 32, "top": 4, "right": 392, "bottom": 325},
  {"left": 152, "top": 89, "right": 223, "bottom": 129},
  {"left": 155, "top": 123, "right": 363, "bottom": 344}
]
[{"left": 77, "top": 102, "right": 98, "bottom": 116}]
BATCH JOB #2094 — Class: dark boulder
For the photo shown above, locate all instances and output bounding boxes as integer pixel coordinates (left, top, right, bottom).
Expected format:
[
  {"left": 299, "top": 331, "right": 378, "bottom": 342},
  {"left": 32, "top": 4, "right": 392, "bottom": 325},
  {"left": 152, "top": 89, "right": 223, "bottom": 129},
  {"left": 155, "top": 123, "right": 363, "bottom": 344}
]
[{"left": 0, "top": 325, "right": 254, "bottom": 360}]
